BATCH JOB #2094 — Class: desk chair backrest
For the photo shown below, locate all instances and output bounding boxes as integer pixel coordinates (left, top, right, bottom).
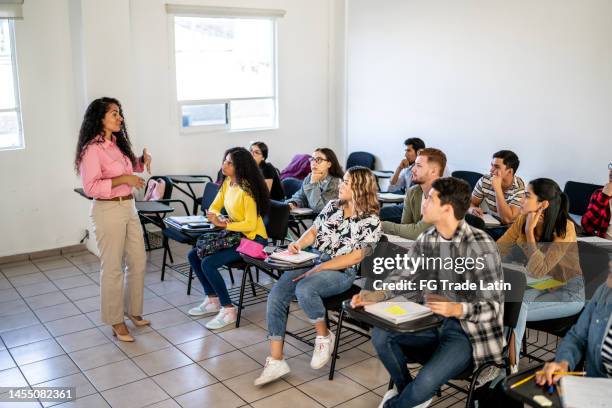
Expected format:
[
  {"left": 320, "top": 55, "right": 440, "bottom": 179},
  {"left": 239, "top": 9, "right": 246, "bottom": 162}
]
[
  {"left": 281, "top": 177, "right": 302, "bottom": 199},
  {"left": 502, "top": 267, "right": 527, "bottom": 330},
  {"left": 201, "top": 182, "right": 220, "bottom": 213},
  {"left": 452, "top": 170, "right": 483, "bottom": 192},
  {"left": 578, "top": 241, "right": 610, "bottom": 299},
  {"left": 564, "top": 181, "right": 602, "bottom": 216},
  {"left": 347, "top": 151, "right": 375, "bottom": 170},
  {"left": 264, "top": 200, "right": 290, "bottom": 243}
]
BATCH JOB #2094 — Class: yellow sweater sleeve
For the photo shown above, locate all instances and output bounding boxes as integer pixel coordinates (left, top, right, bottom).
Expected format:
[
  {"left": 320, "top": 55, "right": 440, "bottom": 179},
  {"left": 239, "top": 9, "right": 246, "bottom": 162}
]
[
  {"left": 208, "top": 180, "right": 226, "bottom": 214},
  {"left": 225, "top": 193, "right": 258, "bottom": 233}
]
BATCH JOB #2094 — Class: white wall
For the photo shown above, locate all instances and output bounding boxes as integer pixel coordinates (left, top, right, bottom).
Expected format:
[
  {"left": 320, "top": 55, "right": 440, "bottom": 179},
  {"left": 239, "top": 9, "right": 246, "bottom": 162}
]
[
  {"left": 347, "top": 0, "right": 612, "bottom": 187},
  {"left": 0, "top": 0, "right": 337, "bottom": 257}
]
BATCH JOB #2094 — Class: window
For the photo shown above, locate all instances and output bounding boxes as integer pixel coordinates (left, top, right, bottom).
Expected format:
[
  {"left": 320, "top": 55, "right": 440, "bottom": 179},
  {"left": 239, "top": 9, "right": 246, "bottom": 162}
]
[
  {"left": 0, "top": 19, "right": 22, "bottom": 150},
  {"left": 170, "top": 11, "right": 279, "bottom": 132}
]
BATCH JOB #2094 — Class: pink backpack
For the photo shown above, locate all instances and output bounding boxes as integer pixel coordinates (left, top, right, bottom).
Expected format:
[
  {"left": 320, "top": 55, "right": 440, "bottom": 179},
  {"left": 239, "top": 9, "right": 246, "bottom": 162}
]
[{"left": 144, "top": 178, "right": 166, "bottom": 201}]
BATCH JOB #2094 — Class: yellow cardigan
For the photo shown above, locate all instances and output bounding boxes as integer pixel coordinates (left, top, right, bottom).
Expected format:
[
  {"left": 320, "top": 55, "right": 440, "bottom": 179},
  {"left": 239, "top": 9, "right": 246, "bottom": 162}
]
[
  {"left": 209, "top": 179, "right": 268, "bottom": 241},
  {"left": 497, "top": 214, "right": 581, "bottom": 281}
]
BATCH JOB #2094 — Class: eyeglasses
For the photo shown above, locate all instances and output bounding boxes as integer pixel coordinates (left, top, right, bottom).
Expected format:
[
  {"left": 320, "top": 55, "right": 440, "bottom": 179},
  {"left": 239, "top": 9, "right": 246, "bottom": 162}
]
[
  {"left": 251, "top": 150, "right": 262, "bottom": 156},
  {"left": 309, "top": 157, "right": 329, "bottom": 164}
]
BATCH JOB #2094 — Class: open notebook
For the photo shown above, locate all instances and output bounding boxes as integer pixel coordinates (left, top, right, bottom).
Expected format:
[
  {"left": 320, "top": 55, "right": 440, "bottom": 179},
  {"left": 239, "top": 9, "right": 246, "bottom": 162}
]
[
  {"left": 364, "top": 297, "right": 433, "bottom": 324},
  {"left": 269, "top": 250, "right": 319, "bottom": 264}
]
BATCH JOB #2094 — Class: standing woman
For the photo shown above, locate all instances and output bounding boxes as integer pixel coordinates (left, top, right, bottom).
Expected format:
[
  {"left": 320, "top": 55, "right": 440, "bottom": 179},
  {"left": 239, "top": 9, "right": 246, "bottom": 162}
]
[
  {"left": 75, "top": 97, "right": 152, "bottom": 342},
  {"left": 286, "top": 148, "right": 344, "bottom": 212},
  {"left": 250, "top": 141, "right": 284, "bottom": 200},
  {"left": 187, "top": 147, "right": 270, "bottom": 329}
]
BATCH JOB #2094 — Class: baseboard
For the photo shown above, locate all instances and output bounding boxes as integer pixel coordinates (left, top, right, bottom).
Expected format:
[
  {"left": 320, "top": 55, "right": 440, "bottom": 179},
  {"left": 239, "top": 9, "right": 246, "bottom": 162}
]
[{"left": 0, "top": 243, "right": 89, "bottom": 265}]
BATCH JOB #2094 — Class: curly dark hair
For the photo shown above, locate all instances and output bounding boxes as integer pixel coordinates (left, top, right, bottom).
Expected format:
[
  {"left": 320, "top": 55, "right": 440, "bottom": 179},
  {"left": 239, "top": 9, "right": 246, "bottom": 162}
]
[
  {"left": 74, "top": 97, "right": 137, "bottom": 174},
  {"left": 223, "top": 147, "right": 270, "bottom": 216}
]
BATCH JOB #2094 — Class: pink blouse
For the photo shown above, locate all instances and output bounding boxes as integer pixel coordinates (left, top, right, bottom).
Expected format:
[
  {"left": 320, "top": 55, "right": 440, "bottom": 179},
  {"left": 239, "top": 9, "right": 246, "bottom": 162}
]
[{"left": 79, "top": 135, "right": 144, "bottom": 199}]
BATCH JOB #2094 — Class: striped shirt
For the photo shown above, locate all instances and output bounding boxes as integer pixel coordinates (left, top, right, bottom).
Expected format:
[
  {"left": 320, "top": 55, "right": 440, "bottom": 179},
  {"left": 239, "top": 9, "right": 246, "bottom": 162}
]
[
  {"left": 602, "top": 326, "right": 612, "bottom": 377},
  {"left": 472, "top": 175, "right": 525, "bottom": 218}
]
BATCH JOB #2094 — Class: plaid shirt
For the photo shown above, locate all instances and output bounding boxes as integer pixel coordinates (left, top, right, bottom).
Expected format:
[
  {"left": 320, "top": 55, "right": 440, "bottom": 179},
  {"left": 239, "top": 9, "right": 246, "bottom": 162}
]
[
  {"left": 581, "top": 189, "right": 611, "bottom": 238},
  {"left": 384, "top": 221, "right": 505, "bottom": 368}
]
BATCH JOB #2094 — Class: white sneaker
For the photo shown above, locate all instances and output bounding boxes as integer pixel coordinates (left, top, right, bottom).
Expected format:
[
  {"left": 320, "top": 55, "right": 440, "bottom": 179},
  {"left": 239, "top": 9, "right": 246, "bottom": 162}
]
[
  {"left": 510, "top": 363, "right": 519, "bottom": 374},
  {"left": 377, "top": 388, "right": 398, "bottom": 408},
  {"left": 254, "top": 357, "right": 291, "bottom": 386},
  {"left": 205, "top": 306, "right": 237, "bottom": 330},
  {"left": 310, "top": 331, "right": 335, "bottom": 369},
  {"left": 188, "top": 296, "right": 220, "bottom": 316}
]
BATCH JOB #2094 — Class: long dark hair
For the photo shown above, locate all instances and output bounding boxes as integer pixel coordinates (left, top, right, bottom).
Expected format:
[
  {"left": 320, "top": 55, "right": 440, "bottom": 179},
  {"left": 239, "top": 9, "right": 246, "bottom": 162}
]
[
  {"left": 526, "top": 178, "right": 569, "bottom": 241},
  {"left": 315, "top": 147, "right": 344, "bottom": 178},
  {"left": 74, "top": 97, "right": 137, "bottom": 174},
  {"left": 223, "top": 147, "right": 270, "bottom": 216}
]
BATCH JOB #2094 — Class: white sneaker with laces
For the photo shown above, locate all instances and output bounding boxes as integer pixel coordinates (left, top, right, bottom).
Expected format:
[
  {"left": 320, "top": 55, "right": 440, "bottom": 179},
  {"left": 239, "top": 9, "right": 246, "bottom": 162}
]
[
  {"left": 254, "top": 357, "right": 291, "bottom": 386},
  {"left": 205, "top": 306, "right": 237, "bottom": 329},
  {"left": 377, "top": 388, "right": 398, "bottom": 408},
  {"left": 310, "top": 331, "right": 335, "bottom": 369},
  {"left": 188, "top": 296, "right": 220, "bottom": 316}
]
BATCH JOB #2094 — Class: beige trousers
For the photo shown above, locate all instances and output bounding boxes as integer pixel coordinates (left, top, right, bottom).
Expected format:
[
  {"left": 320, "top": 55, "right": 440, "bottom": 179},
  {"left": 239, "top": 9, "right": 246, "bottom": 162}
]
[{"left": 90, "top": 199, "right": 146, "bottom": 325}]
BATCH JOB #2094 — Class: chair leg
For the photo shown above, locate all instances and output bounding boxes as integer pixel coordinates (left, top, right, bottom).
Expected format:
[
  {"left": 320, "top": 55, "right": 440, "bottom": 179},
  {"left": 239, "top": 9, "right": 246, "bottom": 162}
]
[
  {"left": 236, "top": 266, "right": 250, "bottom": 328},
  {"left": 228, "top": 268, "right": 235, "bottom": 285},
  {"left": 248, "top": 268, "right": 257, "bottom": 297},
  {"left": 465, "top": 362, "right": 493, "bottom": 408},
  {"left": 166, "top": 244, "right": 174, "bottom": 264},
  {"left": 328, "top": 307, "right": 345, "bottom": 380},
  {"left": 187, "top": 267, "right": 193, "bottom": 295},
  {"left": 143, "top": 227, "right": 151, "bottom": 251},
  {"left": 161, "top": 243, "right": 168, "bottom": 282}
]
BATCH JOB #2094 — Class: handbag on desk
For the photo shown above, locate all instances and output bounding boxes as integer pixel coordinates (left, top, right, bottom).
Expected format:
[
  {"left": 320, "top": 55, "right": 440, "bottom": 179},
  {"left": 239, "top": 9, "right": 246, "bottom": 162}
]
[{"left": 196, "top": 230, "right": 242, "bottom": 258}]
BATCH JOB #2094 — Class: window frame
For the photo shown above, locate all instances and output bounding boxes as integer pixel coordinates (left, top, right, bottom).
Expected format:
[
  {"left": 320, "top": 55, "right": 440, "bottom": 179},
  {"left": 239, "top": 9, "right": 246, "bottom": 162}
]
[
  {"left": 0, "top": 19, "right": 24, "bottom": 151},
  {"left": 168, "top": 12, "right": 279, "bottom": 134}
]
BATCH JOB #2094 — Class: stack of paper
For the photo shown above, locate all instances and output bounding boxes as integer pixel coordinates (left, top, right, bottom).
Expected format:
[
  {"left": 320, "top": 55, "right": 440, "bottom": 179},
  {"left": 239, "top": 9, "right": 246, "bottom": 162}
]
[
  {"left": 364, "top": 298, "right": 432, "bottom": 324},
  {"left": 482, "top": 213, "right": 501, "bottom": 227},
  {"left": 378, "top": 193, "right": 405, "bottom": 201},
  {"left": 167, "top": 215, "right": 208, "bottom": 225},
  {"left": 290, "top": 208, "right": 314, "bottom": 215},
  {"left": 561, "top": 376, "right": 612, "bottom": 407}
]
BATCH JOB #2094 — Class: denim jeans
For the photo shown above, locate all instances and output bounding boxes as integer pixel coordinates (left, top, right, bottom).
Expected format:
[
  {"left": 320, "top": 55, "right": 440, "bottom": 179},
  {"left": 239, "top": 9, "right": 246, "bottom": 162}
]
[
  {"left": 379, "top": 204, "right": 404, "bottom": 224},
  {"left": 372, "top": 318, "right": 473, "bottom": 408},
  {"left": 513, "top": 276, "right": 585, "bottom": 358},
  {"left": 267, "top": 256, "right": 357, "bottom": 340},
  {"left": 187, "top": 235, "right": 267, "bottom": 306}
]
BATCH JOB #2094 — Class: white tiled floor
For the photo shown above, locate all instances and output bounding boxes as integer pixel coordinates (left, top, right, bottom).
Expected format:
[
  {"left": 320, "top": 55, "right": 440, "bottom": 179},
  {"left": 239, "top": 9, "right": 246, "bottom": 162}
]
[{"left": 0, "top": 243, "right": 555, "bottom": 407}]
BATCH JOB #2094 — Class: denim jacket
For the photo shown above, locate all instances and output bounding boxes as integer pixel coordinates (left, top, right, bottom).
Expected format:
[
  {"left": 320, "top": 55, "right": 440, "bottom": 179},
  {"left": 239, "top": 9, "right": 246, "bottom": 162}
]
[
  {"left": 556, "top": 283, "right": 612, "bottom": 377},
  {"left": 286, "top": 174, "right": 340, "bottom": 213}
]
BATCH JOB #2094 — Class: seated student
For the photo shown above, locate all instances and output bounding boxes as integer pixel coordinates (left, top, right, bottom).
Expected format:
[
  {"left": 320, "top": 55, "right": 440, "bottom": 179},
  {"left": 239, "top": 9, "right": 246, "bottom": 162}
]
[
  {"left": 254, "top": 167, "right": 382, "bottom": 386},
  {"left": 352, "top": 177, "right": 504, "bottom": 408},
  {"left": 286, "top": 148, "right": 343, "bottom": 213},
  {"left": 187, "top": 147, "right": 269, "bottom": 329},
  {"left": 382, "top": 148, "right": 446, "bottom": 240},
  {"left": 380, "top": 137, "right": 426, "bottom": 223},
  {"left": 468, "top": 150, "right": 525, "bottom": 238},
  {"left": 581, "top": 162, "right": 612, "bottom": 239},
  {"left": 497, "top": 178, "right": 584, "bottom": 370},
  {"left": 249, "top": 141, "right": 284, "bottom": 201},
  {"left": 536, "top": 260, "right": 612, "bottom": 385}
]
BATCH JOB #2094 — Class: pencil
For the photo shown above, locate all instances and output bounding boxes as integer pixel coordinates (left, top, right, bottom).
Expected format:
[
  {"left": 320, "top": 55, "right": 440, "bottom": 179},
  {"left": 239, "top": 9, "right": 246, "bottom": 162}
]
[
  {"left": 510, "top": 373, "right": 536, "bottom": 389},
  {"left": 511, "top": 371, "right": 586, "bottom": 389},
  {"left": 534, "top": 371, "right": 586, "bottom": 376}
]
